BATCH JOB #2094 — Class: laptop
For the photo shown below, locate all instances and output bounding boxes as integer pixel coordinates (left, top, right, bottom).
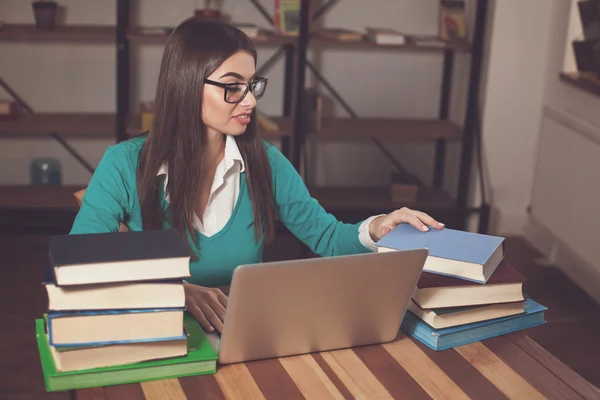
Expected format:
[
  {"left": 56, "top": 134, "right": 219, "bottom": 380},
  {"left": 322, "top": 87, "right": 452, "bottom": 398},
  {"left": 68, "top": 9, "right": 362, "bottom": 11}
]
[{"left": 214, "top": 248, "right": 428, "bottom": 365}]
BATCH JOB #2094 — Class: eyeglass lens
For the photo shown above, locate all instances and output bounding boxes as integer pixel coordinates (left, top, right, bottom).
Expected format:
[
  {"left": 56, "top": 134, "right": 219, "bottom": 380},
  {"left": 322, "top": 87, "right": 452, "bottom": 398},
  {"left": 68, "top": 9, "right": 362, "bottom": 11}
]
[{"left": 226, "top": 80, "right": 267, "bottom": 103}]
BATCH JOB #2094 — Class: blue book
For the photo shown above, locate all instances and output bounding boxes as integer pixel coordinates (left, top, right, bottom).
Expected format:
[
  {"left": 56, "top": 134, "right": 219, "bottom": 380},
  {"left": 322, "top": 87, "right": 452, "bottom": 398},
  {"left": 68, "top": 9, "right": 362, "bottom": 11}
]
[
  {"left": 47, "top": 308, "right": 186, "bottom": 347},
  {"left": 400, "top": 297, "right": 547, "bottom": 351},
  {"left": 376, "top": 224, "right": 505, "bottom": 283}
]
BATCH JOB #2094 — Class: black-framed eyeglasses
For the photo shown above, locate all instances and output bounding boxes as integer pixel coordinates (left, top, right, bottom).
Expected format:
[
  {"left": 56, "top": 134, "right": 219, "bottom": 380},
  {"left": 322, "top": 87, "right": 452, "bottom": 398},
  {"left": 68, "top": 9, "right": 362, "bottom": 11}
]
[{"left": 204, "top": 77, "right": 268, "bottom": 104}]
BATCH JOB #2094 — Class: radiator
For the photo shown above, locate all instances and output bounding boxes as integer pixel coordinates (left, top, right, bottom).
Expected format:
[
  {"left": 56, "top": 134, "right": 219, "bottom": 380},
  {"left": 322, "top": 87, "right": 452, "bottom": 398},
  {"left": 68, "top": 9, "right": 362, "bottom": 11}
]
[{"left": 530, "top": 106, "right": 600, "bottom": 273}]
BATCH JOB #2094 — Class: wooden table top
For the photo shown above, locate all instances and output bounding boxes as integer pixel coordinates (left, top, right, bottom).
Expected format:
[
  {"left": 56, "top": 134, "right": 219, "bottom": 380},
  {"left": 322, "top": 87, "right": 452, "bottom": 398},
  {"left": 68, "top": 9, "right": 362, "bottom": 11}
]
[{"left": 72, "top": 331, "right": 600, "bottom": 400}]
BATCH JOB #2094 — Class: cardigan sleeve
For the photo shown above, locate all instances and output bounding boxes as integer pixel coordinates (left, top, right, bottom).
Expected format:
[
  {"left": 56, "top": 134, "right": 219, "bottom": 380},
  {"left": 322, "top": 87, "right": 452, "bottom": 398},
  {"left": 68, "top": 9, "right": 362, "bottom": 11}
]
[
  {"left": 70, "top": 146, "right": 132, "bottom": 234},
  {"left": 267, "top": 144, "right": 372, "bottom": 257}
]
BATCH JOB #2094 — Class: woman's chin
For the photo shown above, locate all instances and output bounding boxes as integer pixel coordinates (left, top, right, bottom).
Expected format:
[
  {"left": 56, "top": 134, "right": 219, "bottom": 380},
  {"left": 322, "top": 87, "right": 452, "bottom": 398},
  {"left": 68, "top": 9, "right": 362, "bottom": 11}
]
[{"left": 224, "top": 126, "right": 248, "bottom": 136}]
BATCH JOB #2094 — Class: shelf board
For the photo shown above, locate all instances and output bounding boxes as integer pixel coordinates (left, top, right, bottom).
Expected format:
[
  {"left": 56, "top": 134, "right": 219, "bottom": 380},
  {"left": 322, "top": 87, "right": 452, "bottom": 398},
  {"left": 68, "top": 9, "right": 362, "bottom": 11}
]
[
  {"left": 308, "top": 185, "right": 456, "bottom": 212},
  {"left": 0, "top": 23, "right": 115, "bottom": 43},
  {"left": 0, "top": 185, "right": 85, "bottom": 210},
  {"left": 308, "top": 118, "right": 462, "bottom": 141},
  {"left": 560, "top": 72, "right": 600, "bottom": 98},
  {"left": 0, "top": 113, "right": 126, "bottom": 138},
  {"left": 128, "top": 27, "right": 296, "bottom": 47},
  {"left": 126, "top": 114, "right": 292, "bottom": 140},
  {"left": 309, "top": 35, "right": 471, "bottom": 53},
  {"left": 0, "top": 112, "right": 291, "bottom": 140}
]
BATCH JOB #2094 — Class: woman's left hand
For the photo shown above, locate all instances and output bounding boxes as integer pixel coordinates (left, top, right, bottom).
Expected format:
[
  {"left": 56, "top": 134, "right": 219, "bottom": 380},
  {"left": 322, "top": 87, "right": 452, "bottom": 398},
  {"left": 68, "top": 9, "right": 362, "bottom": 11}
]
[{"left": 368, "top": 207, "right": 445, "bottom": 242}]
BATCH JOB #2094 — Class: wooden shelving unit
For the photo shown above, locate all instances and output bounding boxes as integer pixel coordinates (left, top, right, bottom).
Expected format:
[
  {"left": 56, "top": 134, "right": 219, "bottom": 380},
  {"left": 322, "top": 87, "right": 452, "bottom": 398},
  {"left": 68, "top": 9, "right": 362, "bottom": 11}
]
[
  {"left": 309, "top": 185, "right": 455, "bottom": 212},
  {"left": 308, "top": 35, "right": 471, "bottom": 52},
  {"left": 0, "top": 23, "right": 115, "bottom": 43},
  {"left": 0, "top": 112, "right": 292, "bottom": 140},
  {"left": 307, "top": 118, "right": 462, "bottom": 141},
  {"left": 0, "top": 0, "right": 490, "bottom": 233},
  {"left": 0, "top": 185, "right": 84, "bottom": 210}
]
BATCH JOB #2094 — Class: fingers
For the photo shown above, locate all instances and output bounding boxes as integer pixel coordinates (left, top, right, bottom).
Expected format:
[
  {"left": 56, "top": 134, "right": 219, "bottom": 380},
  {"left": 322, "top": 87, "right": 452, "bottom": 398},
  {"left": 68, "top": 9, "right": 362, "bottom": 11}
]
[
  {"left": 215, "top": 289, "right": 228, "bottom": 308},
  {"left": 390, "top": 208, "right": 444, "bottom": 232},
  {"left": 412, "top": 210, "right": 445, "bottom": 230},
  {"left": 199, "top": 301, "right": 224, "bottom": 333},
  {"left": 188, "top": 302, "right": 214, "bottom": 333},
  {"left": 405, "top": 213, "right": 430, "bottom": 232}
]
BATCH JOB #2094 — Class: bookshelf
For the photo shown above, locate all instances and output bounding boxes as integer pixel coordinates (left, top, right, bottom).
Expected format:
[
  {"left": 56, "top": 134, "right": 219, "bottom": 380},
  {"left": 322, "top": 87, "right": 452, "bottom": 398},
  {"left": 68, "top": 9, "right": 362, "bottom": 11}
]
[
  {"left": 0, "top": 0, "right": 489, "bottom": 233},
  {"left": 291, "top": 0, "right": 489, "bottom": 230}
]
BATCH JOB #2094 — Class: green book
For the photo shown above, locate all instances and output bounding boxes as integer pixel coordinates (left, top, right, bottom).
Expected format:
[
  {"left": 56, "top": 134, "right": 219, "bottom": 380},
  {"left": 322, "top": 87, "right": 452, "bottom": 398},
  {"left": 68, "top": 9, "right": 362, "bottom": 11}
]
[{"left": 36, "top": 312, "right": 218, "bottom": 392}]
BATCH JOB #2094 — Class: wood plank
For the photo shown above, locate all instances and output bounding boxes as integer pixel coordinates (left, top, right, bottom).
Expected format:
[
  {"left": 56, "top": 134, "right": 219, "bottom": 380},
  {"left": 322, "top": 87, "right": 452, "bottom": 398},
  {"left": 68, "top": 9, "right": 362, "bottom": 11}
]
[
  {"left": 140, "top": 379, "right": 187, "bottom": 400},
  {"left": 309, "top": 118, "right": 462, "bottom": 141},
  {"left": 455, "top": 341, "right": 546, "bottom": 399},
  {"left": 214, "top": 363, "right": 265, "bottom": 400},
  {"left": 128, "top": 27, "right": 296, "bottom": 47},
  {"left": 309, "top": 35, "right": 471, "bottom": 52},
  {"left": 409, "top": 335, "right": 508, "bottom": 400},
  {"left": 103, "top": 383, "right": 146, "bottom": 400},
  {"left": 179, "top": 375, "right": 226, "bottom": 400},
  {"left": 320, "top": 348, "right": 393, "bottom": 399},
  {"left": 245, "top": 358, "right": 305, "bottom": 400},
  {"left": 310, "top": 354, "right": 354, "bottom": 400},
  {"left": 74, "top": 387, "right": 106, "bottom": 400},
  {"left": 483, "top": 335, "right": 585, "bottom": 400},
  {"left": 280, "top": 354, "right": 347, "bottom": 400},
  {"left": 509, "top": 334, "right": 600, "bottom": 400},
  {"left": 0, "top": 113, "right": 118, "bottom": 137},
  {"left": 382, "top": 336, "right": 470, "bottom": 400},
  {"left": 0, "top": 185, "right": 84, "bottom": 210},
  {"left": 353, "top": 344, "right": 431, "bottom": 400},
  {"left": 0, "top": 23, "right": 115, "bottom": 43},
  {"left": 308, "top": 185, "right": 455, "bottom": 212}
]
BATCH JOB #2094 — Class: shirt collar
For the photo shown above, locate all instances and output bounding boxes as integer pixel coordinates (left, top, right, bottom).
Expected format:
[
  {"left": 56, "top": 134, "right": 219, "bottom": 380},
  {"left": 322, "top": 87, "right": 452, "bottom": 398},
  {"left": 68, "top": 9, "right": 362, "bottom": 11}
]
[{"left": 157, "top": 134, "right": 245, "bottom": 177}]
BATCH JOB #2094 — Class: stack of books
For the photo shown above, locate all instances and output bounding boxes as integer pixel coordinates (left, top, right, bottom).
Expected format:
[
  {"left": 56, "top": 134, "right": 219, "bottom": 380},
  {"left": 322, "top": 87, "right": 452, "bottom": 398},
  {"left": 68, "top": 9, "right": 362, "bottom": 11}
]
[
  {"left": 376, "top": 224, "right": 547, "bottom": 351},
  {"left": 36, "top": 230, "right": 219, "bottom": 392}
]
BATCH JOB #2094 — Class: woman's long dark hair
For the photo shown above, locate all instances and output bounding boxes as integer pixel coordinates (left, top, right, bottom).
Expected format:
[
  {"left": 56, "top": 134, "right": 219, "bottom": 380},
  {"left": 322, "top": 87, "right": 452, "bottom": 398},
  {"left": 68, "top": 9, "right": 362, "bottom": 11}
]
[{"left": 137, "top": 18, "right": 276, "bottom": 257}]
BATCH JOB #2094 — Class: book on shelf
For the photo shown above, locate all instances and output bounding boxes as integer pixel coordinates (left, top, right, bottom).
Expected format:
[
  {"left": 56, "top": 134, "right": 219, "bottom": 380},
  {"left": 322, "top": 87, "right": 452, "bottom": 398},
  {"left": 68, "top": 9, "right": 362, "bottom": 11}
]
[
  {"left": 36, "top": 313, "right": 218, "bottom": 392},
  {"left": 48, "top": 229, "right": 191, "bottom": 286},
  {"left": 411, "top": 259, "right": 525, "bottom": 309},
  {"left": 274, "top": 0, "right": 300, "bottom": 36},
  {"left": 365, "top": 27, "right": 406, "bottom": 45},
  {"left": 401, "top": 297, "right": 547, "bottom": 351},
  {"left": 376, "top": 224, "right": 505, "bottom": 283},
  {"left": 439, "top": 0, "right": 467, "bottom": 41}
]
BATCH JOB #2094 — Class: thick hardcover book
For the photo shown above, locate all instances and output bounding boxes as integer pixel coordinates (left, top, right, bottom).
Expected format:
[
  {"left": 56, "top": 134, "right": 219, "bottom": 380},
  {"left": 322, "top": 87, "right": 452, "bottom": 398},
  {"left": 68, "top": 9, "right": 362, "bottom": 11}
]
[
  {"left": 401, "top": 297, "right": 547, "bottom": 351},
  {"left": 47, "top": 308, "right": 186, "bottom": 347},
  {"left": 413, "top": 260, "right": 525, "bottom": 309},
  {"left": 48, "top": 230, "right": 191, "bottom": 285},
  {"left": 37, "top": 313, "right": 218, "bottom": 392},
  {"left": 42, "top": 263, "right": 185, "bottom": 311},
  {"left": 376, "top": 224, "right": 505, "bottom": 283}
]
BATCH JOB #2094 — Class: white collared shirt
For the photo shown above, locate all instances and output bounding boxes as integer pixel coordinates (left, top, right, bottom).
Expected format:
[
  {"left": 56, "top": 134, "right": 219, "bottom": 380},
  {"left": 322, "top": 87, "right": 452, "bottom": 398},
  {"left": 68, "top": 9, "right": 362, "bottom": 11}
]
[{"left": 158, "top": 135, "right": 378, "bottom": 251}]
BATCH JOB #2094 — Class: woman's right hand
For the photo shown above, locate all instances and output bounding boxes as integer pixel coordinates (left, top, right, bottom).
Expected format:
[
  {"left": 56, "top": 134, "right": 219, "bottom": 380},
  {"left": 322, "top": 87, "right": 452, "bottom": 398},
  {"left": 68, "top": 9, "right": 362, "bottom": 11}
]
[{"left": 183, "top": 283, "right": 228, "bottom": 333}]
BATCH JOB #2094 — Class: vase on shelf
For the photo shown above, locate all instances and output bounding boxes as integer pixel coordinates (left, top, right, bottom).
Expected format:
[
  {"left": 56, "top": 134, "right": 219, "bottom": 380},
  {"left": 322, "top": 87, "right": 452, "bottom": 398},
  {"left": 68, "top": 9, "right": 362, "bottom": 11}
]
[
  {"left": 30, "top": 158, "right": 62, "bottom": 186},
  {"left": 32, "top": 0, "right": 58, "bottom": 30},
  {"left": 194, "top": 0, "right": 223, "bottom": 20}
]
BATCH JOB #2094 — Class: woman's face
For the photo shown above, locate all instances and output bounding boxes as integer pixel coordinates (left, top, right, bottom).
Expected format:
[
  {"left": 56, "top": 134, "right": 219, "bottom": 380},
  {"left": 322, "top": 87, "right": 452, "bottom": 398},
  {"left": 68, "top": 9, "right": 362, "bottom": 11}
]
[{"left": 202, "top": 50, "right": 258, "bottom": 138}]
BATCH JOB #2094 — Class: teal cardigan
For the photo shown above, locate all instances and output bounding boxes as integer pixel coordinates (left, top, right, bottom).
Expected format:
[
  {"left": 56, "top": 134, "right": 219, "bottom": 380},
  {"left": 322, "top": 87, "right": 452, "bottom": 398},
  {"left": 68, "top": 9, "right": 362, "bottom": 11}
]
[{"left": 70, "top": 136, "right": 371, "bottom": 287}]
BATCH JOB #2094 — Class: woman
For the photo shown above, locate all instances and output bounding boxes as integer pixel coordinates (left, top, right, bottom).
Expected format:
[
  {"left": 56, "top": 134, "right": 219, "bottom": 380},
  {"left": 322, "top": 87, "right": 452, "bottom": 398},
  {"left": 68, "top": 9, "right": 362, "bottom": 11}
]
[{"left": 71, "top": 17, "right": 444, "bottom": 333}]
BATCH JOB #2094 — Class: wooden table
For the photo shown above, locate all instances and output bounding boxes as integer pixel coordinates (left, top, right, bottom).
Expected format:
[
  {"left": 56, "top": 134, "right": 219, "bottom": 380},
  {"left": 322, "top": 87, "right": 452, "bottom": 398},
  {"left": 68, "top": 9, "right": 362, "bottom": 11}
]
[{"left": 72, "top": 331, "right": 600, "bottom": 400}]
